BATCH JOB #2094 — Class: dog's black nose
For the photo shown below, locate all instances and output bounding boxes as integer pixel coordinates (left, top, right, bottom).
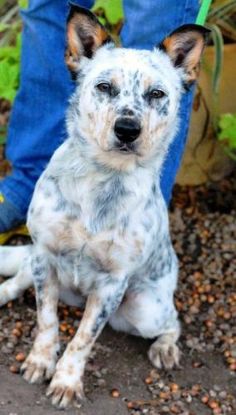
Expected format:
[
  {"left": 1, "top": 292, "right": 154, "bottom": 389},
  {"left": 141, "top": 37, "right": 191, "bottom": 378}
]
[{"left": 114, "top": 118, "right": 141, "bottom": 143}]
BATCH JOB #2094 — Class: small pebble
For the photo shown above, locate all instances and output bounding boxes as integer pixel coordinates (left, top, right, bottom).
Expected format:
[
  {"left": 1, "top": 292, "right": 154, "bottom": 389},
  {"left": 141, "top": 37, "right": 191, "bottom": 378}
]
[
  {"left": 15, "top": 352, "right": 25, "bottom": 362},
  {"left": 111, "top": 388, "right": 120, "bottom": 398},
  {"left": 9, "top": 364, "right": 19, "bottom": 374},
  {"left": 144, "top": 376, "right": 153, "bottom": 385}
]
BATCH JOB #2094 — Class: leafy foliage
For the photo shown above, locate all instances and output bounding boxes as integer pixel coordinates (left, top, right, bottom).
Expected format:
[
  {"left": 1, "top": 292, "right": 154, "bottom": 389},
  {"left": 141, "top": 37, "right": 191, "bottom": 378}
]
[
  {"left": 0, "top": 33, "right": 21, "bottom": 102},
  {"left": 0, "top": 0, "right": 123, "bottom": 105},
  {"left": 0, "top": 1, "right": 23, "bottom": 103},
  {"left": 0, "top": 1, "right": 27, "bottom": 143},
  {"left": 218, "top": 113, "right": 236, "bottom": 160},
  {"left": 18, "top": 0, "right": 28, "bottom": 8},
  {"left": 208, "top": 0, "right": 236, "bottom": 42},
  {"left": 92, "top": 0, "right": 123, "bottom": 42},
  {"left": 0, "top": 0, "right": 123, "bottom": 144},
  {"left": 206, "top": 0, "right": 236, "bottom": 102},
  {"left": 204, "top": 2, "right": 236, "bottom": 159},
  {"left": 93, "top": 0, "right": 123, "bottom": 25}
]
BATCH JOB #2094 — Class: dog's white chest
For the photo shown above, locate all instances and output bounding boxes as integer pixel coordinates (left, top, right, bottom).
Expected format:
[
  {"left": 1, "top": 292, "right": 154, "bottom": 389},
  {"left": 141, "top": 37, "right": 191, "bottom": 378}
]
[{"left": 27, "top": 162, "right": 163, "bottom": 294}]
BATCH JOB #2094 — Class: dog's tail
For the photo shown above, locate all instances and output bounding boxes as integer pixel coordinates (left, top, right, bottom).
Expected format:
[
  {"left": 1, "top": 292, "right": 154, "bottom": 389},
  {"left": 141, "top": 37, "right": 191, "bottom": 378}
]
[
  {"left": 0, "top": 245, "right": 33, "bottom": 306},
  {"left": 0, "top": 245, "right": 31, "bottom": 276}
]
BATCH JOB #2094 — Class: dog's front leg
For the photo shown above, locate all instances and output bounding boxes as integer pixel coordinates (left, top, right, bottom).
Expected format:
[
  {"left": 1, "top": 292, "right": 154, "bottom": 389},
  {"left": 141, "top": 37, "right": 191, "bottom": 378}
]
[
  {"left": 46, "top": 276, "right": 127, "bottom": 409},
  {"left": 21, "top": 255, "right": 60, "bottom": 384}
]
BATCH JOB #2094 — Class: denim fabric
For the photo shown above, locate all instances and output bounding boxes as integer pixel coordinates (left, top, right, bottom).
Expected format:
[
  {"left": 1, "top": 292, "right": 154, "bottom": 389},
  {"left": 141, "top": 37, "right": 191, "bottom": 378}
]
[{"left": 1, "top": 0, "right": 199, "bottom": 215}]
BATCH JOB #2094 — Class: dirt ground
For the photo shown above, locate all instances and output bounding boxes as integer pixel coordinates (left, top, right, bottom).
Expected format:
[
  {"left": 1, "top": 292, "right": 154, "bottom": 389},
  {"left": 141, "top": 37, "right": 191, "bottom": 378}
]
[
  {"left": 0, "top": 327, "right": 236, "bottom": 415},
  {"left": 0, "top": 178, "right": 236, "bottom": 415}
]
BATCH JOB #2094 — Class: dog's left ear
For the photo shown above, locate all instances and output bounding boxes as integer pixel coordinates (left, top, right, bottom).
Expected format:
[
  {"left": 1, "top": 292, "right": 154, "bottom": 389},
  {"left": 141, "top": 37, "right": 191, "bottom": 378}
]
[
  {"left": 159, "top": 24, "right": 210, "bottom": 88},
  {"left": 66, "top": 4, "right": 114, "bottom": 75}
]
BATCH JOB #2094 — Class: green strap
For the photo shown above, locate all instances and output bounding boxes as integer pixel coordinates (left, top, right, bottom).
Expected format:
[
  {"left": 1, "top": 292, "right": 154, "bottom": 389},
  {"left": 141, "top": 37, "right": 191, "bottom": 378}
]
[{"left": 196, "top": 0, "right": 213, "bottom": 25}]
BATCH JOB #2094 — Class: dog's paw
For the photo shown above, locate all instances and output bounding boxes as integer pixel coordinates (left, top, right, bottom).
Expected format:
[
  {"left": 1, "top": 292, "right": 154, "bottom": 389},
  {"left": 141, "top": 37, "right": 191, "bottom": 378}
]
[
  {"left": 46, "top": 373, "right": 84, "bottom": 409},
  {"left": 148, "top": 338, "right": 180, "bottom": 370},
  {"left": 21, "top": 349, "right": 57, "bottom": 384}
]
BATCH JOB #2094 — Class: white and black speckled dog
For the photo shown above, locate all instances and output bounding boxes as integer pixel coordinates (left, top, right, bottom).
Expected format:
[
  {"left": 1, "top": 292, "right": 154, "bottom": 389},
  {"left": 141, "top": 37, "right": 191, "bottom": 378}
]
[{"left": 0, "top": 5, "right": 209, "bottom": 409}]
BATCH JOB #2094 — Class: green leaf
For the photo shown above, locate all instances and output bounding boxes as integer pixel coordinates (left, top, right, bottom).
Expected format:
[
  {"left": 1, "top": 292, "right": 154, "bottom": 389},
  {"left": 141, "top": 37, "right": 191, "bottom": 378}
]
[
  {"left": 0, "top": 87, "right": 16, "bottom": 102},
  {"left": 18, "top": 0, "right": 28, "bottom": 9},
  {"left": 218, "top": 113, "right": 236, "bottom": 150},
  {"left": 0, "top": 23, "right": 10, "bottom": 32},
  {"left": 0, "top": 60, "right": 12, "bottom": 86},
  {"left": 0, "top": 45, "right": 20, "bottom": 62},
  {"left": 8, "top": 63, "right": 19, "bottom": 86},
  {"left": 0, "top": 127, "right": 6, "bottom": 145},
  {"left": 93, "top": 0, "right": 123, "bottom": 24},
  {"left": 0, "top": 46, "right": 13, "bottom": 60},
  {"left": 0, "top": 59, "right": 19, "bottom": 101},
  {"left": 0, "top": 0, "right": 8, "bottom": 8},
  {"left": 16, "top": 33, "right": 22, "bottom": 52},
  {"left": 208, "top": 23, "right": 224, "bottom": 94},
  {"left": 208, "top": 0, "right": 236, "bottom": 21}
]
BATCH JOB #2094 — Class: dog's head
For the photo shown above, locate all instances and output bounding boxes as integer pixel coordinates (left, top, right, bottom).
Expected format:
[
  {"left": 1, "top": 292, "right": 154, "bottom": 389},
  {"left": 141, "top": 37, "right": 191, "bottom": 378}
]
[{"left": 66, "top": 5, "right": 209, "bottom": 171}]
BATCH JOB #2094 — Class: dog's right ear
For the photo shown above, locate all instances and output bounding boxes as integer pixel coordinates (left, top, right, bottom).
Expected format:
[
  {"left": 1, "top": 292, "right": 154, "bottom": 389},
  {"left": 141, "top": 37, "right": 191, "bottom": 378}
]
[
  {"left": 159, "top": 24, "right": 210, "bottom": 88},
  {"left": 66, "top": 4, "right": 114, "bottom": 75}
]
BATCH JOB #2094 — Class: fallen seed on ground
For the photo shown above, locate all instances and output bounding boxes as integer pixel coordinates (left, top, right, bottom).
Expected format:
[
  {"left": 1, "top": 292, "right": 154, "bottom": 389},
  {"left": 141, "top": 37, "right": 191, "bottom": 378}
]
[
  {"left": 145, "top": 376, "right": 153, "bottom": 385},
  {"left": 12, "top": 328, "right": 22, "bottom": 337},
  {"left": 15, "top": 352, "right": 25, "bottom": 362},
  {"left": 170, "top": 383, "right": 179, "bottom": 393},
  {"left": 208, "top": 400, "right": 219, "bottom": 409},
  {"left": 9, "top": 364, "right": 19, "bottom": 374},
  {"left": 111, "top": 389, "right": 120, "bottom": 398},
  {"left": 201, "top": 395, "right": 209, "bottom": 404}
]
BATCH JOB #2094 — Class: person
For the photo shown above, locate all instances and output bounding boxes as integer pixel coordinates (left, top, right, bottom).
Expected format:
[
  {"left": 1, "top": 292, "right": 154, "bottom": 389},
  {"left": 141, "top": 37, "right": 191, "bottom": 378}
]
[{"left": 0, "top": 0, "right": 199, "bottom": 235}]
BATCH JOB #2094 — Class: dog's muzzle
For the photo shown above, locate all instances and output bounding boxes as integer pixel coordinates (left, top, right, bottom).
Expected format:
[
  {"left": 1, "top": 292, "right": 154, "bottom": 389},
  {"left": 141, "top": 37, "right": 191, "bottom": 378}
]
[{"left": 114, "top": 117, "right": 141, "bottom": 144}]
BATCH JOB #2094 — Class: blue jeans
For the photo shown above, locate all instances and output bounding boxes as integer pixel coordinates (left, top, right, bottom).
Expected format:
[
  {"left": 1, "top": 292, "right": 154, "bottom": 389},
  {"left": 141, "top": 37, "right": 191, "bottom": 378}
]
[{"left": 1, "top": 0, "right": 199, "bottom": 215}]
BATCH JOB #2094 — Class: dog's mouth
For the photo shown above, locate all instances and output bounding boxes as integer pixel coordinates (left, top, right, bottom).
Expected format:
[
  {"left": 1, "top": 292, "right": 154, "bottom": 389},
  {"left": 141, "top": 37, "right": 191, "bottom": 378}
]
[{"left": 115, "top": 143, "right": 136, "bottom": 154}]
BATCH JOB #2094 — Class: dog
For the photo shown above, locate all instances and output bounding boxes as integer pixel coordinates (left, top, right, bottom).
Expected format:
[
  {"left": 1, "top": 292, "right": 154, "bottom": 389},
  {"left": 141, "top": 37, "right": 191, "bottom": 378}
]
[{"left": 0, "top": 5, "right": 209, "bottom": 408}]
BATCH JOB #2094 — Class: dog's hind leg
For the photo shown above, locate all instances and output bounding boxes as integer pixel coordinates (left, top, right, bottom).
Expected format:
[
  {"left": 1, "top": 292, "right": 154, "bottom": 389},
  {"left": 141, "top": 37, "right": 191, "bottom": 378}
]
[
  {"left": 148, "top": 325, "right": 181, "bottom": 369},
  {"left": 110, "top": 284, "right": 181, "bottom": 369},
  {"left": 0, "top": 268, "right": 33, "bottom": 306},
  {"left": 0, "top": 245, "right": 33, "bottom": 306}
]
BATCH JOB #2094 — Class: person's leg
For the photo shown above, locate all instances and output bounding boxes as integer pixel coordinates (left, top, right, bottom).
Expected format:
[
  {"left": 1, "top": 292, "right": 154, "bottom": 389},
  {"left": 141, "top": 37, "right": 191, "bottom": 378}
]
[
  {"left": 0, "top": 0, "right": 94, "bottom": 232},
  {"left": 121, "top": 0, "right": 200, "bottom": 203}
]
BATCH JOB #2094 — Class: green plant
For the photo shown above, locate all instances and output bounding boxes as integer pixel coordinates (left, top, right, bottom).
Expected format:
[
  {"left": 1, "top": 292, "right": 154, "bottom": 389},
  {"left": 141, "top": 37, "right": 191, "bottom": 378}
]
[
  {"left": 205, "top": 1, "right": 236, "bottom": 159},
  {"left": 92, "top": 0, "right": 123, "bottom": 42},
  {"left": 205, "top": 1, "right": 236, "bottom": 128},
  {"left": 93, "top": 0, "right": 123, "bottom": 26},
  {"left": 0, "top": 33, "right": 21, "bottom": 102},
  {"left": 0, "top": 0, "right": 122, "bottom": 105},
  {"left": 0, "top": 0, "right": 122, "bottom": 144},
  {"left": 207, "top": 0, "right": 236, "bottom": 41},
  {"left": 0, "top": 0, "right": 28, "bottom": 101},
  {"left": 192, "top": 0, "right": 236, "bottom": 156},
  {"left": 217, "top": 113, "right": 236, "bottom": 160},
  {"left": 0, "top": 1, "right": 25, "bottom": 144}
]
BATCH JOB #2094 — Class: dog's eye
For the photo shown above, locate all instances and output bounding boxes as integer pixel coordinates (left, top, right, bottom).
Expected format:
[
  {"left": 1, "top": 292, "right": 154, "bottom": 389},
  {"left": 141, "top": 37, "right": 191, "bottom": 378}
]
[
  {"left": 149, "top": 89, "right": 165, "bottom": 99},
  {"left": 96, "top": 82, "right": 112, "bottom": 94}
]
